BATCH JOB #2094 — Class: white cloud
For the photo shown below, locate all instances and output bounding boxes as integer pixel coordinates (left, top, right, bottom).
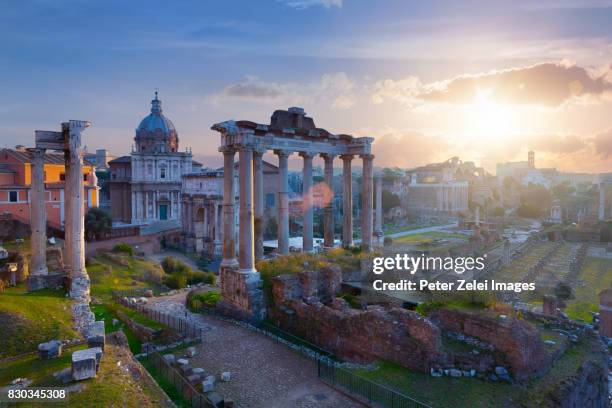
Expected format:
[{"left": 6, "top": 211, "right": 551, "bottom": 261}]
[{"left": 210, "top": 72, "right": 356, "bottom": 110}]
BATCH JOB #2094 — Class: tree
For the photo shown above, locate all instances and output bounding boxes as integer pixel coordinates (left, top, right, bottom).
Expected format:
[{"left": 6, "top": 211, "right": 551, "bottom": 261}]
[
  {"left": 380, "top": 190, "right": 401, "bottom": 213},
  {"left": 518, "top": 184, "right": 552, "bottom": 218},
  {"left": 85, "top": 208, "right": 112, "bottom": 241}
]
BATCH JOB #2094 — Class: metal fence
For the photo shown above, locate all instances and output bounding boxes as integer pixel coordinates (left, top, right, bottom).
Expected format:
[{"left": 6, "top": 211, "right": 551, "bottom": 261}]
[
  {"left": 318, "top": 359, "right": 431, "bottom": 408},
  {"left": 112, "top": 290, "right": 205, "bottom": 339},
  {"left": 143, "top": 349, "right": 213, "bottom": 408}
]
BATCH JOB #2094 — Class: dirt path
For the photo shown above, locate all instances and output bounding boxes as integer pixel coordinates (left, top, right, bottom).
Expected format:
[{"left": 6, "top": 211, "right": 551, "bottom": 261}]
[{"left": 147, "top": 293, "right": 364, "bottom": 408}]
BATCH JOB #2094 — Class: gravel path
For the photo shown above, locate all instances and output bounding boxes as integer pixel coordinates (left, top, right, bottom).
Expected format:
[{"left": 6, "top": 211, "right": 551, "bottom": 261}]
[{"left": 147, "top": 293, "right": 364, "bottom": 408}]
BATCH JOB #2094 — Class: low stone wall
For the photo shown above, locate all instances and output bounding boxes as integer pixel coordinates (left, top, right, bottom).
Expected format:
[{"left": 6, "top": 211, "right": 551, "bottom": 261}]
[
  {"left": 429, "top": 308, "right": 548, "bottom": 380},
  {"left": 269, "top": 267, "right": 441, "bottom": 372},
  {"left": 115, "top": 309, "right": 158, "bottom": 342}
]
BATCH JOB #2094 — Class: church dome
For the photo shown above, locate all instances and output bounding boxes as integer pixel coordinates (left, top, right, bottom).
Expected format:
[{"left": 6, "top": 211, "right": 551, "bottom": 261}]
[{"left": 134, "top": 92, "right": 179, "bottom": 153}]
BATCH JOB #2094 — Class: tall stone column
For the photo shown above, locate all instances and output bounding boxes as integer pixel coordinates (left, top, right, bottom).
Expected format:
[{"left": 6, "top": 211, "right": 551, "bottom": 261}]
[
  {"left": 238, "top": 147, "right": 256, "bottom": 274},
  {"left": 221, "top": 148, "right": 238, "bottom": 268},
  {"left": 341, "top": 155, "right": 353, "bottom": 248},
  {"left": 321, "top": 154, "right": 335, "bottom": 248},
  {"left": 599, "top": 183, "right": 605, "bottom": 221},
  {"left": 375, "top": 174, "right": 383, "bottom": 246},
  {"left": 29, "top": 147, "right": 48, "bottom": 277},
  {"left": 65, "top": 121, "right": 91, "bottom": 301},
  {"left": 253, "top": 150, "right": 264, "bottom": 260},
  {"left": 276, "top": 150, "right": 290, "bottom": 255},
  {"left": 300, "top": 152, "right": 314, "bottom": 253},
  {"left": 63, "top": 150, "right": 73, "bottom": 276},
  {"left": 360, "top": 154, "right": 374, "bottom": 252}
]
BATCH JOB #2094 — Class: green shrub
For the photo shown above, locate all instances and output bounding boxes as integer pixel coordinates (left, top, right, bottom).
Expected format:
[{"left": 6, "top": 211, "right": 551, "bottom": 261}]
[
  {"left": 112, "top": 243, "right": 134, "bottom": 256},
  {"left": 163, "top": 273, "right": 187, "bottom": 289},
  {"left": 187, "top": 290, "right": 220, "bottom": 310},
  {"left": 338, "top": 293, "right": 361, "bottom": 309},
  {"left": 187, "top": 271, "right": 216, "bottom": 286}
]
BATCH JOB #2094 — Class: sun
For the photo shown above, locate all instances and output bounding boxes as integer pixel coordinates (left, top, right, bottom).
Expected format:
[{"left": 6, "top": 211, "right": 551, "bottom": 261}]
[{"left": 467, "top": 89, "right": 516, "bottom": 140}]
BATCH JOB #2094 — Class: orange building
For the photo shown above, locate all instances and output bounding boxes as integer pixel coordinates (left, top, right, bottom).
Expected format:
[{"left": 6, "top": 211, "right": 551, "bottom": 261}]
[{"left": 0, "top": 148, "right": 98, "bottom": 231}]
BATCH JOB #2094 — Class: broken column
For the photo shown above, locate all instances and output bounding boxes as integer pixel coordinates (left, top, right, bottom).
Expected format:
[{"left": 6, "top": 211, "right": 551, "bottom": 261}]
[
  {"left": 27, "top": 146, "right": 48, "bottom": 290},
  {"left": 65, "top": 121, "right": 91, "bottom": 301}
]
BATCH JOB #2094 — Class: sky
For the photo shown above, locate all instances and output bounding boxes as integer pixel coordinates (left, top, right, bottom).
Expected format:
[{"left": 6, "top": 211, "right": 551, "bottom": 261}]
[{"left": 1, "top": 0, "right": 612, "bottom": 174}]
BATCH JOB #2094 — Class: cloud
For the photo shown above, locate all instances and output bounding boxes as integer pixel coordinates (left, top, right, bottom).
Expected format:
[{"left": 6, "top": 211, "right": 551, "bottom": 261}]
[
  {"left": 372, "top": 61, "right": 612, "bottom": 109},
  {"left": 210, "top": 73, "right": 356, "bottom": 110},
  {"left": 526, "top": 133, "right": 587, "bottom": 154},
  {"left": 277, "top": 0, "right": 342, "bottom": 9},
  {"left": 594, "top": 129, "right": 612, "bottom": 159}
]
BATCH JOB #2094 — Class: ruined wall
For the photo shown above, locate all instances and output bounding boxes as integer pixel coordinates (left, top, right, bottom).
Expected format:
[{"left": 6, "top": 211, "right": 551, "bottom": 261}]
[
  {"left": 269, "top": 267, "right": 441, "bottom": 372},
  {"left": 429, "top": 308, "right": 548, "bottom": 379}
]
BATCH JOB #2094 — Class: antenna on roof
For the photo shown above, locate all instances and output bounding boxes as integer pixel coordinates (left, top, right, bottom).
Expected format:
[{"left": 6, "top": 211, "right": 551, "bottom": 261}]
[{"left": 154, "top": 88, "right": 159, "bottom": 100}]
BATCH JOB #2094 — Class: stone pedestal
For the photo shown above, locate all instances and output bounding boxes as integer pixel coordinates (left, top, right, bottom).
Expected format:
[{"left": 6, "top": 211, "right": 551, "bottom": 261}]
[
  {"left": 71, "top": 348, "right": 99, "bottom": 381},
  {"left": 218, "top": 266, "right": 266, "bottom": 321}
]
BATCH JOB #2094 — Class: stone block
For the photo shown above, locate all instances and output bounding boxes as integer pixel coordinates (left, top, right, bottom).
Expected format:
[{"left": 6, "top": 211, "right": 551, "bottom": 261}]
[
  {"left": 220, "top": 371, "right": 231, "bottom": 382},
  {"left": 179, "top": 365, "right": 192, "bottom": 376},
  {"left": 86, "top": 321, "right": 105, "bottom": 350},
  {"left": 71, "top": 349, "right": 98, "bottom": 381},
  {"left": 224, "top": 400, "right": 234, "bottom": 408},
  {"left": 192, "top": 367, "right": 205, "bottom": 377},
  {"left": 186, "top": 374, "right": 200, "bottom": 385},
  {"left": 144, "top": 289, "right": 153, "bottom": 298},
  {"left": 177, "top": 358, "right": 189, "bottom": 367},
  {"left": 449, "top": 368, "right": 462, "bottom": 378},
  {"left": 202, "top": 378, "right": 214, "bottom": 393},
  {"left": 186, "top": 346, "right": 197, "bottom": 357},
  {"left": 430, "top": 368, "right": 443, "bottom": 377},
  {"left": 38, "top": 340, "right": 63, "bottom": 359},
  {"left": 163, "top": 354, "right": 175, "bottom": 366}
]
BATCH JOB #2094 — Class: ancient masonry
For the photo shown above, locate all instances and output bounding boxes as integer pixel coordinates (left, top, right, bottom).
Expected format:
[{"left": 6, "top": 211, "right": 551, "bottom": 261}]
[
  {"left": 212, "top": 107, "right": 374, "bottom": 320},
  {"left": 27, "top": 120, "right": 103, "bottom": 343}
]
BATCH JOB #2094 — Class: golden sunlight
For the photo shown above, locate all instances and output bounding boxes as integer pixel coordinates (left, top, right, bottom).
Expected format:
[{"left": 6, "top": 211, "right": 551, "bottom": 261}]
[{"left": 467, "top": 89, "right": 517, "bottom": 140}]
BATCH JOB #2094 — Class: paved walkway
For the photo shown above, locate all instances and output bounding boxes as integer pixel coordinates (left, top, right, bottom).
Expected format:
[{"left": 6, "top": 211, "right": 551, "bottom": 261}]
[{"left": 147, "top": 293, "right": 364, "bottom": 408}]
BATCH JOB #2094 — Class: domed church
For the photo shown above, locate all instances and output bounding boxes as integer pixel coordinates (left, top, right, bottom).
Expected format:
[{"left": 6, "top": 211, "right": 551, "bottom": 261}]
[{"left": 108, "top": 92, "right": 193, "bottom": 225}]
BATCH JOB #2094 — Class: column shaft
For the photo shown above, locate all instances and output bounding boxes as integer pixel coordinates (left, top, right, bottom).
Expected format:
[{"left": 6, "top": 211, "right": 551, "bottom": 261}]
[
  {"left": 599, "top": 184, "right": 605, "bottom": 221},
  {"left": 253, "top": 151, "right": 264, "bottom": 260},
  {"left": 341, "top": 155, "right": 353, "bottom": 248},
  {"left": 63, "top": 151, "right": 73, "bottom": 276},
  {"left": 221, "top": 149, "right": 238, "bottom": 267},
  {"left": 301, "top": 153, "right": 314, "bottom": 252},
  {"left": 375, "top": 175, "right": 383, "bottom": 244},
  {"left": 238, "top": 148, "right": 256, "bottom": 274},
  {"left": 30, "top": 147, "right": 48, "bottom": 276},
  {"left": 360, "top": 154, "right": 374, "bottom": 252},
  {"left": 276, "top": 151, "right": 290, "bottom": 255},
  {"left": 322, "top": 154, "right": 335, "bottom": 248}
]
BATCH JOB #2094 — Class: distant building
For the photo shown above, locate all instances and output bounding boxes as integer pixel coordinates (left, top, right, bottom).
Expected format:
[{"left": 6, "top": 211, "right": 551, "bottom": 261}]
[
  {"left": 108, "top": 92, "right": 193, "bottom": 225},
  {"left": 0, "top": 147, "right": 98, "bottom": 231},
  {"left": 83, "top": 149, "right": 117, "bottom": 171},
  {"left": 404, "top": 157, "right": 469, "bottom": 215}
]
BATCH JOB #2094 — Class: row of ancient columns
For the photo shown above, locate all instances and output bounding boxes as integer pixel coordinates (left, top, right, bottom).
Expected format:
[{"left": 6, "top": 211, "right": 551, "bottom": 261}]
[
  {"left": 29, "top": 123, "right": 89, "bottom": 300},
  {"left": 220, "top": 147, "right": 375, "bottom": 276}
]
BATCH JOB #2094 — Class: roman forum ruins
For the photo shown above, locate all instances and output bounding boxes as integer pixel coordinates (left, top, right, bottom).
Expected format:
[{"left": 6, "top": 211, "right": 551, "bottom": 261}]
[
  {"left": 212, "top": 107, "right": 374, "bottom": 319},
  {"left": 27, "top": 120, "right": 92, "bottom": 301}
]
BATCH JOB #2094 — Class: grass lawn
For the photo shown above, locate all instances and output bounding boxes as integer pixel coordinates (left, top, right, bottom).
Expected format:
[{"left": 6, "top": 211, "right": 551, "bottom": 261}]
[
  {"left": 0, "top": 286, "right": 78, "bottom": 358},
  {"left": 383, "top": 224, "right": 433, "bottom": 235},
  {"left": 87, "top": 254, "right": 163, "bottom": 301},
  {"left": 352, "top": 361, "right": 516, "bottom": 407},
  {"left": 565, "top": 256, "right": 612, "bottom": 322},
  {"left": 91, "top": 304, "right": 143, "bottom": 354},
  {"left": 0, "top": 344, "right": 87, "bottom": 386},
  {"left": 393, "top": 231, "right": 468, "bottom": 245}
]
